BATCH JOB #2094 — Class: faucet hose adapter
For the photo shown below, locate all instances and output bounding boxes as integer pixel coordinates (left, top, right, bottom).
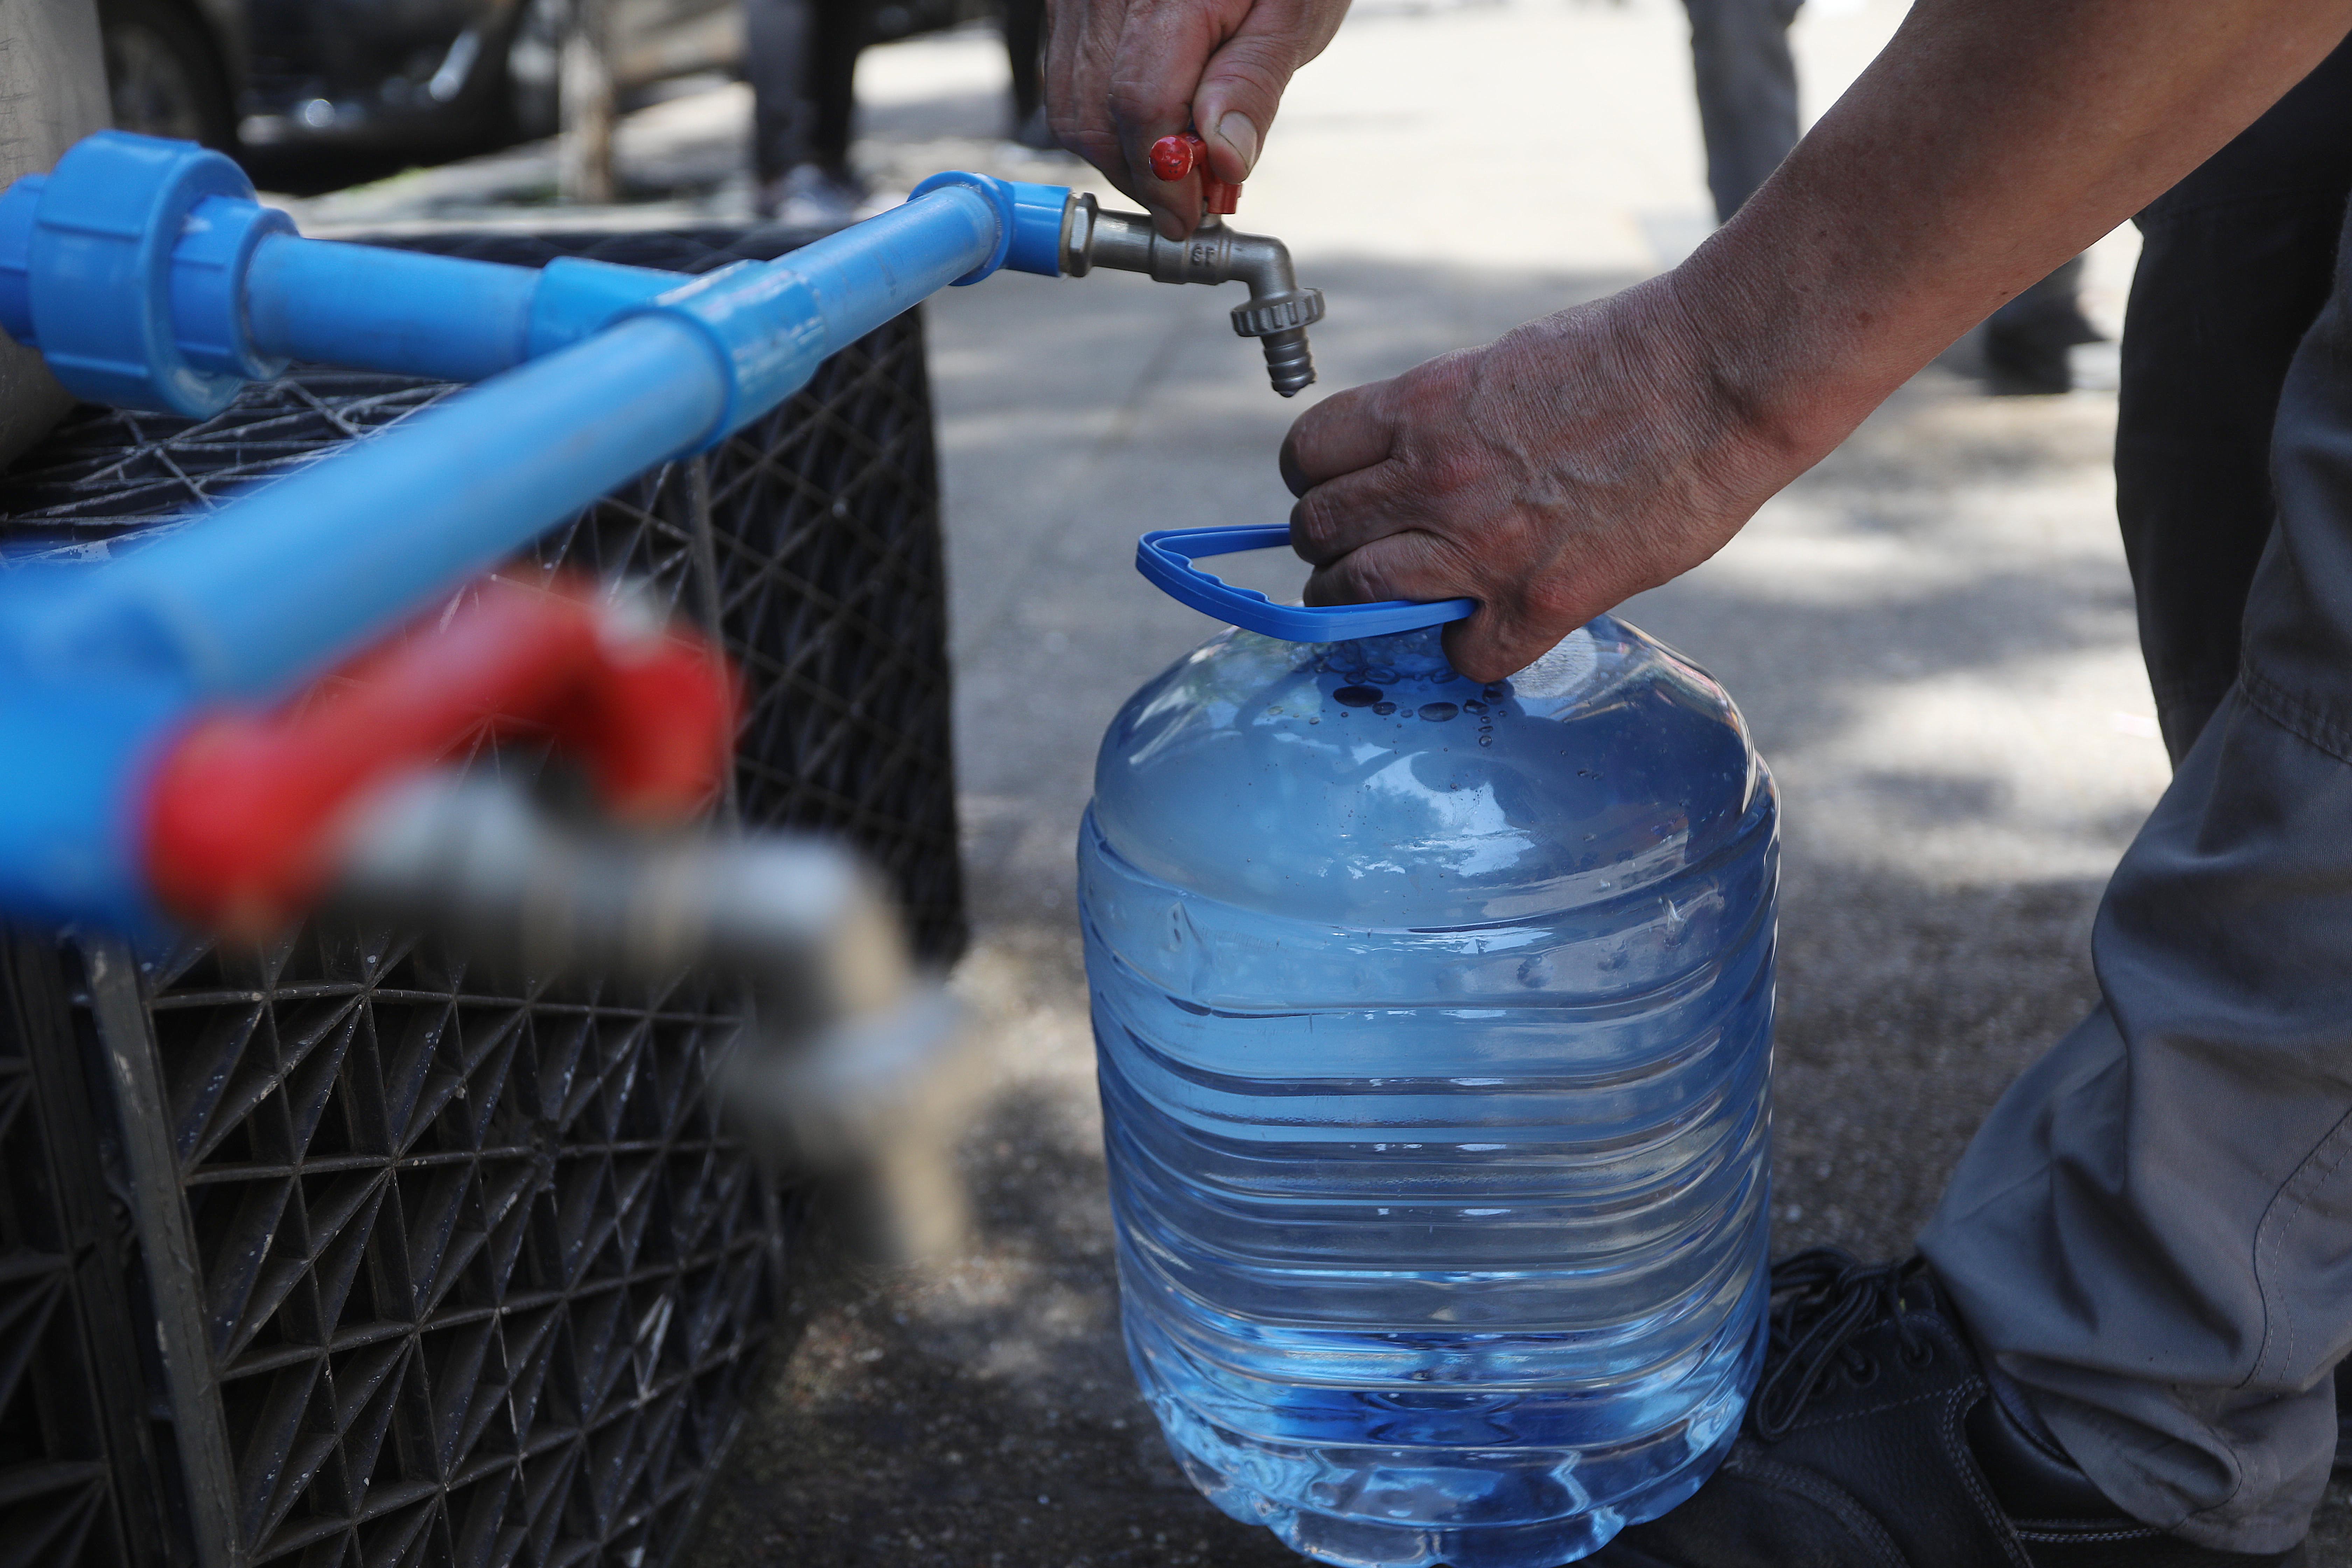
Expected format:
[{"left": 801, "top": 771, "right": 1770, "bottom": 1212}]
[{"left": 1060, "top": 193, "right": 1325, "bottom": 397}]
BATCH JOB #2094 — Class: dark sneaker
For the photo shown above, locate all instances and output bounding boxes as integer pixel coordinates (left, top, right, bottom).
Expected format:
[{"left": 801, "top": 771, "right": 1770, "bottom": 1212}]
[
  {"left": 1982, "top": 320, "right": 2080, "bottom": 394},
  {"left": 1982, "top": 262, "right": 2105, "bottom": 394},
  {"left": 1592, "top": 1250, "right": 2307, "bottom": 1568}
]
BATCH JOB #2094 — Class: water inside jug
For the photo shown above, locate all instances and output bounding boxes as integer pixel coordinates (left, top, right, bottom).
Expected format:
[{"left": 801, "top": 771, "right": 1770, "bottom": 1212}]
[{"left": 1080, "top": 545, "right": 1778, "bottom": 1566}]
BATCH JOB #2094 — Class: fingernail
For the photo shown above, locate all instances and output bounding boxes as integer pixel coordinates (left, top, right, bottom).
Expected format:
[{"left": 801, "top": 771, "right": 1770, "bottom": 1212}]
[{"left": 1213, "top": 111, "right": 1260, "bottom": 178}]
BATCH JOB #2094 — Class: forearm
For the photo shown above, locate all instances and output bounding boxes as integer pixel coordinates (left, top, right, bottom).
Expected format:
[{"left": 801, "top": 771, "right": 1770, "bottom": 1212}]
[
  {"left": 1282, "top": 0, "right": 2352, "bottom": 681},
  {"left": 1681, "top": 0, "right": 2352, "bottom": 486}
]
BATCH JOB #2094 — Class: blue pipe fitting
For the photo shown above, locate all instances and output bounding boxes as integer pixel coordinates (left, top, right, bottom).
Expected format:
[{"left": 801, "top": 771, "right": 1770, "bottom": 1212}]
[
  {"left": 907, "top": 172, "right": 1018, "bottom": 284},
  {"left": 4, "top": 131, "right": 262, "bottom": 416},
  {"left": 902, "top": 173, "right": 1070, "bottom": 281},
  {"left": 526, "top": 256, "right": 685, "bottom": 357},
  {"left": 1004, "top": 181, "right": 1073, "bottom": 276},
  {"left": 0, "top": 176, "right": 48, "bottom": 346},
  {"left": 625, "top": 261, "right": 825, "bottom": 448},
  {"left": 172, "top": 195, "right": 297, "bottom": 380}
]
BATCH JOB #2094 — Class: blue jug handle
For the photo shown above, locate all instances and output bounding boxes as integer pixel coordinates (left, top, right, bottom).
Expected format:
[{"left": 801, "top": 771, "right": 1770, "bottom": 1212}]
[{"left": 1135, "top": 526, "right": 1478, "bottom": 642}]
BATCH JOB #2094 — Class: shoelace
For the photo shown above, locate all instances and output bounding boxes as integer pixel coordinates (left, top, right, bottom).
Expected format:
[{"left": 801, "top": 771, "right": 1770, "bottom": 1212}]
[{"left": 1751, "top": 1249, "right": 1935, "bottom": 1440}]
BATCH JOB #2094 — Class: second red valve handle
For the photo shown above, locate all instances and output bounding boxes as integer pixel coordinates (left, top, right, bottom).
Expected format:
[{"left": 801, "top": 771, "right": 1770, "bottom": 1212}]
[
  {"left": 145, "top": 575, "right": 739, "bottom": 938},
  {"left": 1147, "top": 133, "right": 1240, "bottom": 216}
]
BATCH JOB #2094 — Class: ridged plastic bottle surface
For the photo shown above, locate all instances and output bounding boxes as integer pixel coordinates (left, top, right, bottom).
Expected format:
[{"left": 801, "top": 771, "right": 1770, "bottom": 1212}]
[{"left": 1078, "top": 618, "right": 1778, "bottom": 1568}]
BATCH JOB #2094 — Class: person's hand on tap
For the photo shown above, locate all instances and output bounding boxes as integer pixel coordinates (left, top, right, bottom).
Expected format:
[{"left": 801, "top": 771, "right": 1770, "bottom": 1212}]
[{"left": 1043, "top": 0, "right": 1351, "bottom": 238}]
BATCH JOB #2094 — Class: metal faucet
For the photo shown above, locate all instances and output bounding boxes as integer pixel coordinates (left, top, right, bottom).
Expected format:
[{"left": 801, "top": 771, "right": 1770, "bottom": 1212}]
[
  {"left": 1058, "top": 135, "right": 1326, "bottom": 397},
  {"left": 337, "top": 769, "right": 976, "bottom": 1263}
]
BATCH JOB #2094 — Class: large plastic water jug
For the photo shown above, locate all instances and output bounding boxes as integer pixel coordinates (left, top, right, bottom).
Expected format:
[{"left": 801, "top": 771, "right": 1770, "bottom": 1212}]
[{"left": 1079, "top": 528, "right": 1779, "bottom": 1566}]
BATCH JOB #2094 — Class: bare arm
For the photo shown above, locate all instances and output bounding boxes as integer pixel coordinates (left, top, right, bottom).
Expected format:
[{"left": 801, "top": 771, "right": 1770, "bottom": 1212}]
[{"left": 1283, "top": 0, "right": 2352, "bottom": 679}]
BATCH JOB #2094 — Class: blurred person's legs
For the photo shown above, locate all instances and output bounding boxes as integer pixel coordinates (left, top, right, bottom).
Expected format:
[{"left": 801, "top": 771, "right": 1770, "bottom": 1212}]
[
  {"left": 1679, "top": 0, "right": 2099, "bottom": 392},
  {"left": 805, "top": 0, "right": 863, "bottom": 180},
  {"left": 1003, "top": 0, "right": 1052, "bottom": 145},
  {"left": 2113, "top": 37, "right": 2352, "bottom": 764},
  {"left": 1681, "top": 0, "right": 1801, "bottom": 223},
  {"left": 747, "top": 0, "right": 811, "bottom": 186},
  {"left": 746, "top": 0, "right": 867, "bottom": 222}
]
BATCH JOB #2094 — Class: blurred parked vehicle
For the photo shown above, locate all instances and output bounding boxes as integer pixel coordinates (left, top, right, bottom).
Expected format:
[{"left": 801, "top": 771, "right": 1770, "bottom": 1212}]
[
  {"left": 98, "top": 0, "right": 703, "bottom": 153},
  {"left": 99, "top": 0, "right": 996, "bottom": 164}
]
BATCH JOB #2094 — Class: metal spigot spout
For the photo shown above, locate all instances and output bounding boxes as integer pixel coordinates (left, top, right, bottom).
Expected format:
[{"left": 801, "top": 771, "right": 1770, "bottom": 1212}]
[
  {"left": 332, "top": 770, "right": 978, "bottom": 1263},
  {"left": 1060, "top": 194, "right": 1325, "bottom": 397}
]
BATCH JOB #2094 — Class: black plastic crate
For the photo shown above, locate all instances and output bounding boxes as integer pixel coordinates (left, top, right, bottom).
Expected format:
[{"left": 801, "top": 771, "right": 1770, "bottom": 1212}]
[{"left": 0, "top": 225, "right": 962, "bottom": 1568}]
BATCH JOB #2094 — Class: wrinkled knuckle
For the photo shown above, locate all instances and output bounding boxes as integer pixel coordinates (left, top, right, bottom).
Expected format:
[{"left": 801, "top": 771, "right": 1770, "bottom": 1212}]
[
  {"left": 1289, "top": 492, "right": 1342, "bottom": 556},
  {"left": 1388, "top": 385, "right": 1459, "bottom": 443},
  {"left": 1414, "top": 446, "right": 1480, "bottom": 500},
  {"left": 1330, "top": 556, "right": 1385, "bottom": 602},
  {"left": 1106, "top": 74, "right": 1184, "bottom": 130},
  {"left": 1210, "top": 51, "right": 1290, "bottom": 102},
  {"left": 1278, "top": 439, "right": 1310, "bottom": 499}
]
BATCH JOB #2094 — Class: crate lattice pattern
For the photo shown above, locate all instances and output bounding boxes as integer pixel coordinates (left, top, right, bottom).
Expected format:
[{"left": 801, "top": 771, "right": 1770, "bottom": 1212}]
[
  {"left": 0, "top": 943, "right": 176, "bottom": 1568},
  {"left": 0, "top": 225, "right": 960, "bottom": 1568},
  {"left": 144, "top": 923, "right": 772, "bottom": 1568}
]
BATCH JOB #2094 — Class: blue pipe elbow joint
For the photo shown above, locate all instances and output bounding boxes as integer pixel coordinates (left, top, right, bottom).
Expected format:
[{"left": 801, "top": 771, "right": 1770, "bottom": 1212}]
[{"left": 908, "top": 171, "right": 1071, "bottom": 280}]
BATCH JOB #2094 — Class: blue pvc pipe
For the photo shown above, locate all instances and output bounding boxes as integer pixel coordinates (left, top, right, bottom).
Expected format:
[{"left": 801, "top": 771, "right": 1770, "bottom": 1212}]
[
  {"left": 638, "top": 186, "right": 1003, "bottom": 433},
  {"left": 0, "top": 667, "right": 187, "bottom": 932},
  {"left": 27, "top": 314, "right": 729, "bottom": 701},
  {"left": 791, "top": 187, "right": 1005, "bottom": 337},
  {"left": 244, "top": 235, "right": 544, "bottom": 382},
  {"left": 23, "top": 184, "right": 1005, "bottom": 704},
  {"left": 232, "top": 185, "right": 1000, "bottom": 396},
  {"left": 0, "top": 134, "right": 1068, "bottom": 411},
  {"left": 243, "top": 236, "right": 689, "bottom": 382}
]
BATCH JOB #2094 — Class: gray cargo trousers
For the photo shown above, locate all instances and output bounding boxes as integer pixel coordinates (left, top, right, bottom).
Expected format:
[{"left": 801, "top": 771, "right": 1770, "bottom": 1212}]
[{"left": 1917, "top": 47, "right": 2352, "bottom": 1556}]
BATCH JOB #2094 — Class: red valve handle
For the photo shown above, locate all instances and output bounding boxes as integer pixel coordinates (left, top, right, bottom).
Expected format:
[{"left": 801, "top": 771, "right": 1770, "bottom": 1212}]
[
  {"left": 145, "top": 574, "right": 739, "bottom": 937},
  {"left": 1147, "top": 132, "right": 1240, "bottom": 216}
]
